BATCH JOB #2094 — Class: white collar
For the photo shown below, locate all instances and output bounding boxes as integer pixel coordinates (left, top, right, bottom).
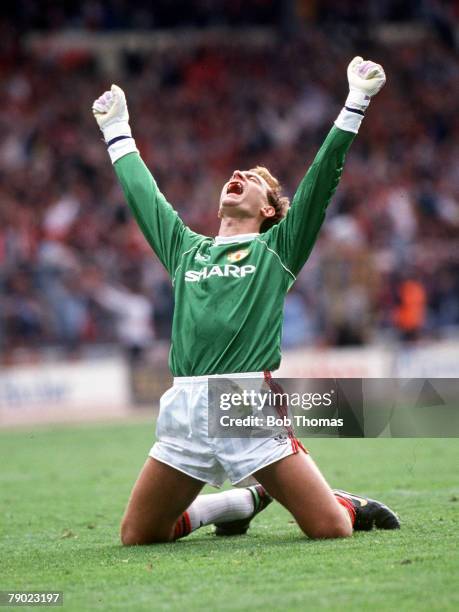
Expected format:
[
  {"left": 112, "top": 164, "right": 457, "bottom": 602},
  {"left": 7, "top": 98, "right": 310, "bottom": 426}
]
[{"left": 214, "top": 233, "right": 260, "bottom": 245}]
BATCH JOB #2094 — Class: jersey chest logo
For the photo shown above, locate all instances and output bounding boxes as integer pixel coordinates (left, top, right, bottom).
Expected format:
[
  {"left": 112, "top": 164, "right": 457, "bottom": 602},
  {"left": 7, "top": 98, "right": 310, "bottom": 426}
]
[
  {"left": 227, "top": 248, "right": 250, "bottom": 263},
  {"left": 195, "top": 252, "right": 210, "bottom": 263},
  {"left": 184, "top": 264, "right": 256, "bottom": 282}
]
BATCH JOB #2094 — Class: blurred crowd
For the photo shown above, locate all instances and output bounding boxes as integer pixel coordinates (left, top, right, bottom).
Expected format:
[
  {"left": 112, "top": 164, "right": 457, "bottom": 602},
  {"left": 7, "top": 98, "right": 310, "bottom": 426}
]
[
  {"left": 2, "top": 0, "right": 455, "bottom": 31},
  {"left": 0, "top": 8, "right": 458, "bottom": 362}
]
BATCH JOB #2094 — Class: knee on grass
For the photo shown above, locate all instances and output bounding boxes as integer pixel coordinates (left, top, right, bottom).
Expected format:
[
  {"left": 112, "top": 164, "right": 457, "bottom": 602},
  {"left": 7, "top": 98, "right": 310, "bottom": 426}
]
[
  {"left": 120, "top": 519, "right": 172, "bottom": 546},
  {"left": 302, "top": 516, "right": 353, "bottom": 540}
]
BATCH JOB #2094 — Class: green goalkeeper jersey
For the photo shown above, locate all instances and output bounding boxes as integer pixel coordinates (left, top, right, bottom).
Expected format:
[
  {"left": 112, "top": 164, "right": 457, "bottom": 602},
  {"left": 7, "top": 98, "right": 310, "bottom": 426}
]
[{"left": 114, "top": 125, "right": 354, "bottom": 376}]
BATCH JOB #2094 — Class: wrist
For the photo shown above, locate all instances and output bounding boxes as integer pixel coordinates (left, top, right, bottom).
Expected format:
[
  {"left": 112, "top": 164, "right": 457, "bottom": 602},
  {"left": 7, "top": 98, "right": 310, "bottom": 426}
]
[
  {"left": 345, "top": 89, "right": 370, "bottom": 112},
  {"left": 102, "top": 120, "right": 132, "bottom": 143},
  {"left": 107, "top": 136, "right": 138, "bottom": 164},
  {"left": 334, "top": 106, "right": 365, "bottom": 134}
]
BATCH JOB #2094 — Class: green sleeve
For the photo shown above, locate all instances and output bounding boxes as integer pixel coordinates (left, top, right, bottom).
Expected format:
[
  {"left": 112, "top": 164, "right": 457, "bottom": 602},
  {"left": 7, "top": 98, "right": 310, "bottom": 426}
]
[
  {"left": 114, "top": 152, "right": 202, "bottom": 277},
  {"left": 265, "top": 126, "right": 355, "bottom": 279}
]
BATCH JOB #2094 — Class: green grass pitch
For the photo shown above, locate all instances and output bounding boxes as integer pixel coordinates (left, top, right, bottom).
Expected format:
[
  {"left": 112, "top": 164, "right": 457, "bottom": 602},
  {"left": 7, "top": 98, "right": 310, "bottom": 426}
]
[{"left": 1, "top": 421, "right": 458, "bottom": 611}]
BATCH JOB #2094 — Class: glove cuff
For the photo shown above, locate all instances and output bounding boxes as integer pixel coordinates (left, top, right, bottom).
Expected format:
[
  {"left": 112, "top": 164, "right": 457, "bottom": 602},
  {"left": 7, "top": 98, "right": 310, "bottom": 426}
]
[
  {"left": 345, "top": 89, "right": 370, "bottom": 111},
  {"left": 102, "top": 120, "right": 132, "bottom": 144},
  {"left": 334, "top": 107, "right": 365, "bottom": 134},
  {"left": 100, "top": 120, "right": 137, "bottom": 164},
  {"left": 107, "top": 136, "right": 138, "bottom": 164}
]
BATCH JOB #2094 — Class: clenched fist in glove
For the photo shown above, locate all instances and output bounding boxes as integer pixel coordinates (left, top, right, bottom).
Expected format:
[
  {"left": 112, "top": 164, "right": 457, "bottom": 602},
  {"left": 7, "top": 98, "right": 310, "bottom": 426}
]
[
  {"left": 346, "top": 56, "right": 386, "bottom": 110},
  {"left": 92, "top": 84, "right": 137, "bottom": 164},
  {"left": 335, "top": 56, "right": 386, "bottom": 134}
]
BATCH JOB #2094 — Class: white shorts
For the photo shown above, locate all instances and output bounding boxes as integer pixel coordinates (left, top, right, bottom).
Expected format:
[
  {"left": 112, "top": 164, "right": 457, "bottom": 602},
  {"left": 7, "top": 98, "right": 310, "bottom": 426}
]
[{"left": 150, "top": 372, "right": 305, "bottom": 487}]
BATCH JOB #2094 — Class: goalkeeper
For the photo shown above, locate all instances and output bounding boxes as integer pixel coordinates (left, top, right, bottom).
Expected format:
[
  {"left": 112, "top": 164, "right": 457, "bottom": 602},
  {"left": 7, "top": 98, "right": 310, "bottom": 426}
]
[{"left": 93, "top": 57, "right": 400, "bottom": 544}]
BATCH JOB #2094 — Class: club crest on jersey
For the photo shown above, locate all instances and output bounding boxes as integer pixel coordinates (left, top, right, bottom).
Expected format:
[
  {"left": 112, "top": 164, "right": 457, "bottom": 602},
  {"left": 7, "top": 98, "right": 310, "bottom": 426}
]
[
  {"left": 195, "top": 252, "right": 210, "bottom": 263},
  {"left": 227, "top": 248, "right": 250, "bottom": 263}
]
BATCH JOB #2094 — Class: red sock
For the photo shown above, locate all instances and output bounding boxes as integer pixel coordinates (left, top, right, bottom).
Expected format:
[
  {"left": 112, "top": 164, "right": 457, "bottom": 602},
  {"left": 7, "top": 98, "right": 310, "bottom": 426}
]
[
  {"left": 335, "top": 495, "right": 356, "bottom": 527},
  {"left": 173, "top": 511, "right": 192, "bottom": 540}
]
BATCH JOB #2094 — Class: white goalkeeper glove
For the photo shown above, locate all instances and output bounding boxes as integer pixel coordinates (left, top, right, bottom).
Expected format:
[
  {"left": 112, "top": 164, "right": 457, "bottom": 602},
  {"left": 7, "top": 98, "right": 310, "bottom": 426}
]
[
  {"left": 346, "top": 56, "right": 386, "bottom": 111},
  {"left": 92, "top": 84, "right": 137, "bottom": 163},
  {"left": 335, "top": 56, "right": 386, "bottom": 134}
]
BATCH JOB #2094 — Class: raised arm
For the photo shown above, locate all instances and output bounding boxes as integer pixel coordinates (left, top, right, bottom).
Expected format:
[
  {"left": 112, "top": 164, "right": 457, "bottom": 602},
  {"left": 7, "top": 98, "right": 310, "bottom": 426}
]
[
  {"left": 92, "top": 85, "right": 202, "bottom": 277},
  {"left": 265, "top": 57, "right": 386, "bottom": 279}
]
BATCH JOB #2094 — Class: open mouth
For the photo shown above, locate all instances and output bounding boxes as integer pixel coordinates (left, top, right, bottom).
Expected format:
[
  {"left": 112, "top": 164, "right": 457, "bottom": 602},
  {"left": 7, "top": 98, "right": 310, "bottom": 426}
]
[{"left": 227, "top": 180, "right": 244, "bottom": 196}]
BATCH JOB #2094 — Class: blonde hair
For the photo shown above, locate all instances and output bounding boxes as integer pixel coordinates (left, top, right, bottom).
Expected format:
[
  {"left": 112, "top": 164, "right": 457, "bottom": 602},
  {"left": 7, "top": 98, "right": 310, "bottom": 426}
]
[{"left": 250, "top": 166, "right": 290, "bottom": 232}]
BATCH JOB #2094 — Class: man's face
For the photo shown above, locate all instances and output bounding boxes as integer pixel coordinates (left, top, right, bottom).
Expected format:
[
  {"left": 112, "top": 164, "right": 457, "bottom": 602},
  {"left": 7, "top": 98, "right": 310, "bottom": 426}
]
[{"left": 218, "top": 170, "right": 275, "bottom": 224}]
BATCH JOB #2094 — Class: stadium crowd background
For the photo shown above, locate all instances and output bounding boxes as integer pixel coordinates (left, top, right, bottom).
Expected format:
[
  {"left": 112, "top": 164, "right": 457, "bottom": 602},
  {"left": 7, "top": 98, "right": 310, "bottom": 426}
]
[{"left": 0, "top": 0, "right": 458, "bottom": 363}]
